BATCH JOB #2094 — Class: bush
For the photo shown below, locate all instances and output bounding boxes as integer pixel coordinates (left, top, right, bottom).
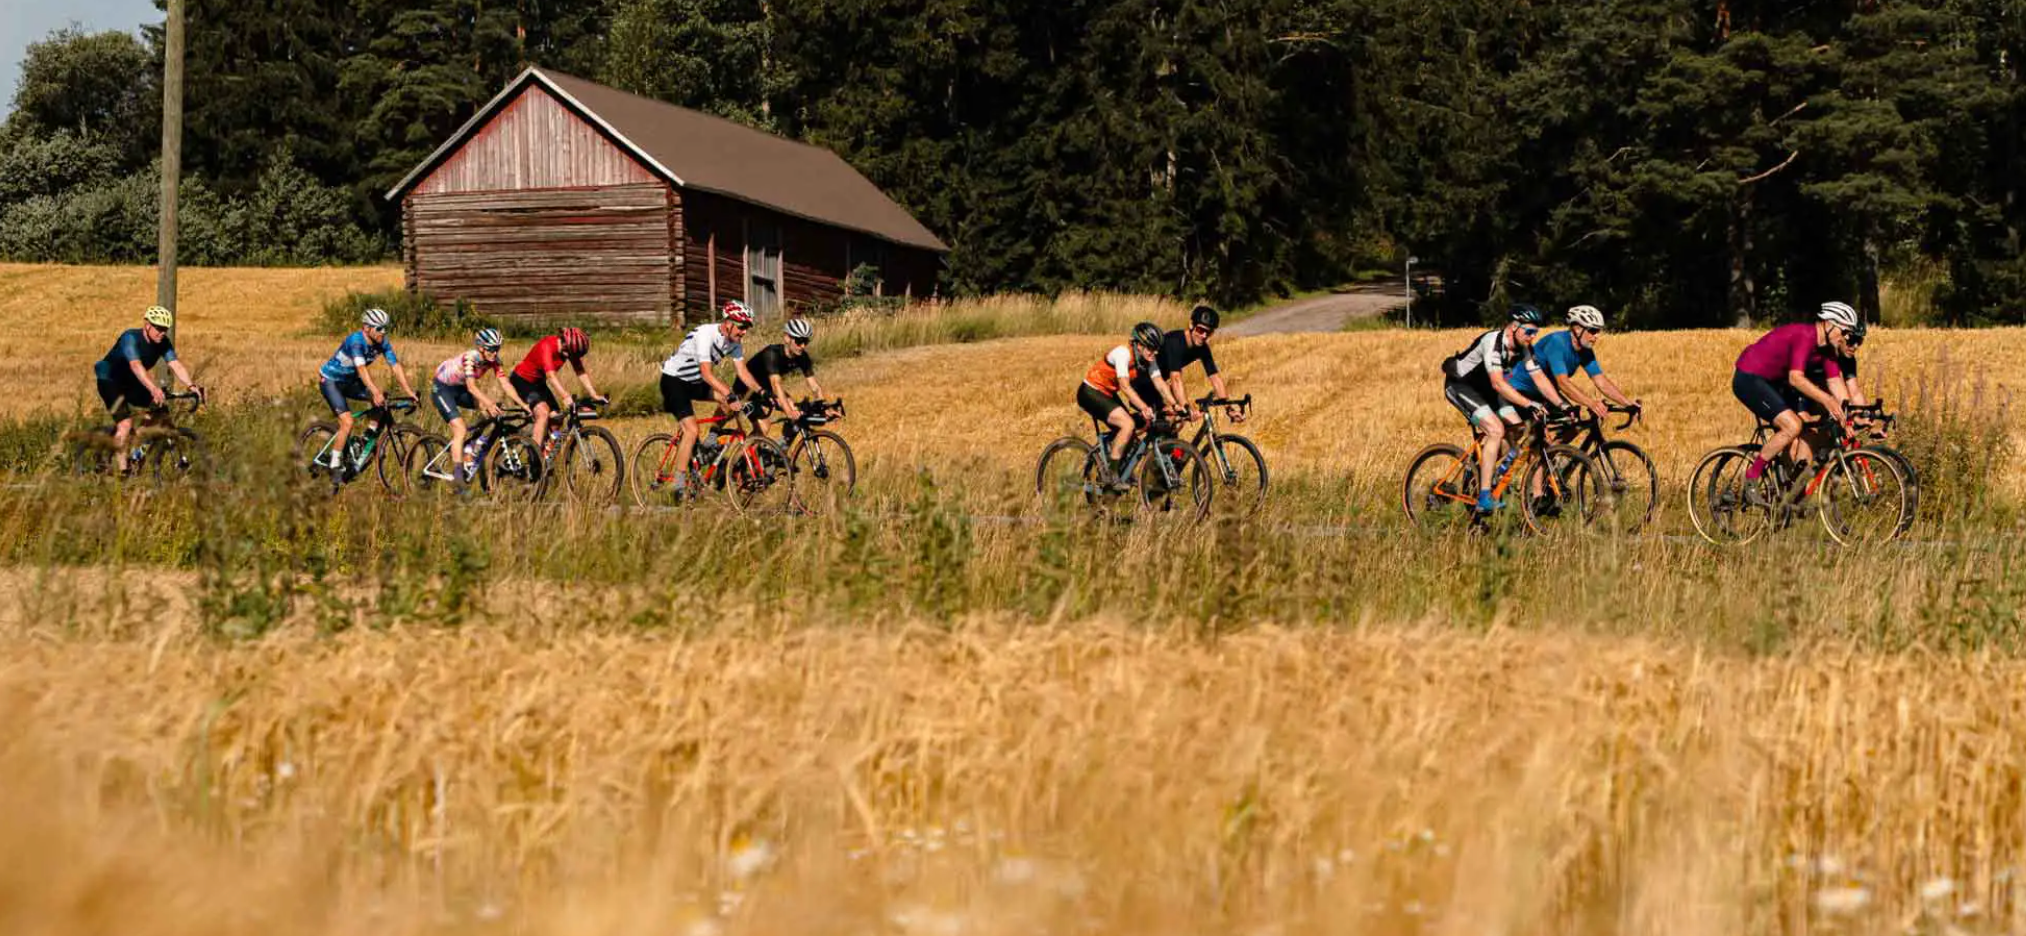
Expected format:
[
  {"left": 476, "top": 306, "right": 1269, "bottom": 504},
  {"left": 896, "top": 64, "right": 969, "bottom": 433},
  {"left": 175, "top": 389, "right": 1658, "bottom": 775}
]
[{"left": 320, "top": 288, "right": 494, "bottom": 339}]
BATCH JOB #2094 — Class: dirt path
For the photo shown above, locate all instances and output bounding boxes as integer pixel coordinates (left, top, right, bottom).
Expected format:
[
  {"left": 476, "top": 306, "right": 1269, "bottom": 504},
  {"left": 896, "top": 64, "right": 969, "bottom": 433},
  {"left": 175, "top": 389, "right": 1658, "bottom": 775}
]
[{"left": 1222, "top": 281, "right": 1410, "bottom": 336}]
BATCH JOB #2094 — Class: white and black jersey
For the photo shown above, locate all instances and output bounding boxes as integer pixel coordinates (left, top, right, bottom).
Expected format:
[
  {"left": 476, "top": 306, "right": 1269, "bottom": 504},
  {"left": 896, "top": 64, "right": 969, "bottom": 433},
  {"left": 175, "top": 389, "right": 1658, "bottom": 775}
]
[
  {"left": 1444, "top": 328, "right": 1530, "bottom": 386},
  {"left": 660, "top": 323, "right": 744, "bottom": 382}
]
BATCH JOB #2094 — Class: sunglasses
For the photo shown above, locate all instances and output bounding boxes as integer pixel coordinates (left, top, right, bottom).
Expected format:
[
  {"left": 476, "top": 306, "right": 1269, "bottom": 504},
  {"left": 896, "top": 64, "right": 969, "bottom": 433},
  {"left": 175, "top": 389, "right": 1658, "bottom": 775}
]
[
  {"left": 1520, "top": 326, "right": 1540, "bottom": 336},
  {"left": 1190, "top": 324, "right": 1214, "bottom": 337}
]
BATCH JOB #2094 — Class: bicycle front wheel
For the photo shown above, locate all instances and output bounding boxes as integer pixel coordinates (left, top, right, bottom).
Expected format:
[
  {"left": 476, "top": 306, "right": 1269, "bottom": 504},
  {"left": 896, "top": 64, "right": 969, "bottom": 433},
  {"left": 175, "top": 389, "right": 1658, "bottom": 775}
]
[
  {"left": 1520, "top": 444, "right": 1604, "bottom": 535},
  {"left": 1138, "top": 436, "right": 1212, "bottom": 524},
  {"left": 628, "top": 433, "right": 687, "bottom": 508},
  {"left": 724, "top": 437, "right": 793, "bottom": 517},
  {"left": 1820, "top": 448, "right": 1910, "bottom": 546},
  {"left": 785, "top": 429, "right": 856, "bottom": 516},
  {"left": 1590, "top": 439, "right": 1658, "bottom": 534},
  {"left": 142, "top": 428, "right": 205, "bottom": 483},
  {"left": 1864, "top": 443, "right": 1919, "bottom": 534},
  {"left": 1686, "top": 447, "right": 1770, "bottom": 545},
  {"left": 1201, "top": 434, "right": 1268, "bottom": 518},
  {"left": 1401, "top": 443, "right": 1476, "bottom": 530},
  {"left": 559, "top": 426, "right": 626, "bottom": 505}
]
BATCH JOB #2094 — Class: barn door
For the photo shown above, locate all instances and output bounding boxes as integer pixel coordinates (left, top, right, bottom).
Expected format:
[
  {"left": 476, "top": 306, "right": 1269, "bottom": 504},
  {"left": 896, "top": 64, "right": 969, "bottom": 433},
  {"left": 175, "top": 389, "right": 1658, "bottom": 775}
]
[{"left": 745, "top": 220, "right": 782, "bottom": 319}]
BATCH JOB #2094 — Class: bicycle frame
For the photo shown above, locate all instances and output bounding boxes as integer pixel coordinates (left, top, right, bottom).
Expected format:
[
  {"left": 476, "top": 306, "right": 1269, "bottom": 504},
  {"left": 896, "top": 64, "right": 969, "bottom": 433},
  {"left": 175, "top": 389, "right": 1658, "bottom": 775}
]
[
  {"left": 420, "top": 410, "right": 532, "bottom": 483},
  {"left": 1744, "top": 412, "right": 1888, "bottom": 512},
  {"left": 1426, "top": 414, "right": 1569, "bottom": 508},
  {"left": 311, "top": 399, "right": 415, "bottom": 473},
  {"left": 648, "top": 408, "right": 763, "bottom": 490},
  {"left": 1187, "top": 394, "right": 1252, "bottom": 475},
  {"left": 1094, "top": 419, "right": 1192, "bottom": 492}
]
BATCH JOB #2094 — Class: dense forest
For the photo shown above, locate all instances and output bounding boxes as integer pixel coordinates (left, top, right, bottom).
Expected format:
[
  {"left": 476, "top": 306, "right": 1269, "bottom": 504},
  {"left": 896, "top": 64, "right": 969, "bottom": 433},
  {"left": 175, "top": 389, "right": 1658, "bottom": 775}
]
[{"left": 2, "top": 0, "right": 2023, "bottom": 325}]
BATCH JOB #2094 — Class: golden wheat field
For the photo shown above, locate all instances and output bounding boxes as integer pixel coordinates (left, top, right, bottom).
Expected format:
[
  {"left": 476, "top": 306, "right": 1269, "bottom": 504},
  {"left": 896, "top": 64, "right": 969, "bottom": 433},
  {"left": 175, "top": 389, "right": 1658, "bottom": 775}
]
[{"left": 6, "top": 265, "right": 2026, "bottom": 935}]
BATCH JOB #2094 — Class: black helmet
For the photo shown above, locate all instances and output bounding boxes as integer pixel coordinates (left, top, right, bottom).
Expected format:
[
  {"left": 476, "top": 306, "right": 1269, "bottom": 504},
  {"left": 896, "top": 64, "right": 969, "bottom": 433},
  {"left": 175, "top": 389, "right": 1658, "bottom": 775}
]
[
  {"left": 1509, "top": 303, "right": 1546, "bottom": 326},
  {"left": 1189, "top": 304, "right": 1220, "bottom": 330},
  {"left": 1848, "top": 319, "right": 1868, "bottom": 347},
  {"left": 1132, "top": 321, "right": 1165, "bottom": 350}
]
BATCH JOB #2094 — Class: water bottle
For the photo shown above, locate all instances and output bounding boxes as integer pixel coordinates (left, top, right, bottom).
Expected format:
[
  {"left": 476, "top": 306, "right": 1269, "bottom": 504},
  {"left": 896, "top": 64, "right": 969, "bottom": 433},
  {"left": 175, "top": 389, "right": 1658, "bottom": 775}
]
[{"left": 1492, "top": 445, "right": 1519, "bottom": 482}]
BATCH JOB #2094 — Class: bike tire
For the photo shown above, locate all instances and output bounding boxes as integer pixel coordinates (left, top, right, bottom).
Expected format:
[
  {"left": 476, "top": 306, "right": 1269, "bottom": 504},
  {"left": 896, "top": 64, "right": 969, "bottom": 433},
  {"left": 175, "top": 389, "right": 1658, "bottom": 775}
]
[
  {"left": 785, "top": 429, "right": 857, "bottom": 516},
  {"left": 1686, "top": 447, "right": 1769, "bottom": 545},
  {"left": 1820, "top": 448, "right": 1910, "bottom": 546},
  {"left": 143, "top": 428, "right": 205, "bottom": 483},
  {"left": 294, "top": 421, "right": 344, "bottom": 490},
  {"left": 1034, "top": 436, "right": 1103, "bottom": 519},
  {"left": 66, "top": 429, "right": 117, "bottom": 478},
  {"left": 484, "top": 434, "right": 545, "bottom": 502},
  {"left": 1138, "top": 435, "right": 1213, "bottom": 524},
  {"left": 405, "top": 432, "right": 453, "bottom": 496},
  {"left": 557, "top": 426, "right": 626, "bottom": 505},
  {"left": 1863, "top": 442, "right": 1919, "bottom": 534},
  {"left": 628, "top": 433, "right": 686, "bottom": 508},
  {"left": 1591, "top": 439, "right": 1658, "bottom": 534},
  {"left": 1520, "top": 444, "right": 1603, "bottom": 535},
  {"left": 1201, "top": 434, "right": 1268, "bottom": 518},
  {"left": 1401, "top": 442, "right": 1476, "bottom": 529},
  {"left": 724, "top": 436, "right": 793, "bottom": 517},
  {"left": 379, "top": 425, "right": 424, "bottom": 496}
]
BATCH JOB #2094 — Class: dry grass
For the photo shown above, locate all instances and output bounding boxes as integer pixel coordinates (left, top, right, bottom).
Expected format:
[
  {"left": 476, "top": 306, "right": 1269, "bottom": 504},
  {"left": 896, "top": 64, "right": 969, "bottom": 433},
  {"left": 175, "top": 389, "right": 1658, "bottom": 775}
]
[{"left": 1, "top": 580, "right": 2023, "bottom": 936}]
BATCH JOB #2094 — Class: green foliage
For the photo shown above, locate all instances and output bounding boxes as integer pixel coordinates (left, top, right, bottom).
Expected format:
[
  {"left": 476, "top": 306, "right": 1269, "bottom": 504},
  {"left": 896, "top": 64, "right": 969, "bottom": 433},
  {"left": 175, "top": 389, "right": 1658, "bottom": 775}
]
[{"left": 7, "top": 27, "right": 157, "bottom": 162}]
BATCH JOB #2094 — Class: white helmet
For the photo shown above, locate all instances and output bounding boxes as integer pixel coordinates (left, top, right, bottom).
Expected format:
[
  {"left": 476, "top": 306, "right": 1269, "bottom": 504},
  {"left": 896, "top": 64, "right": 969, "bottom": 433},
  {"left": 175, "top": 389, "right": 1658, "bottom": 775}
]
[
  {"left": 1818, "top": 301, "right": 1859, "bottom": 330},
  {"left": 362, "top": 307, "right": 392, "bottom": 330},
  {"left": 784, "top": 317, "right": 813, "bottom": 341},
  {"left": 1566, "top": 304, "right": 1606, "bottom": 331}
]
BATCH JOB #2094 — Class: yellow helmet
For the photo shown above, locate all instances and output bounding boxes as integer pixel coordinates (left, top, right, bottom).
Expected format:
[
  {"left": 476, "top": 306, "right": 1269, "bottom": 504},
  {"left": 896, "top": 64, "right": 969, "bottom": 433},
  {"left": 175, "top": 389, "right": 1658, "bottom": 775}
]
[{"left": 143, "top": 305, "right": 174, "bottom": 328}]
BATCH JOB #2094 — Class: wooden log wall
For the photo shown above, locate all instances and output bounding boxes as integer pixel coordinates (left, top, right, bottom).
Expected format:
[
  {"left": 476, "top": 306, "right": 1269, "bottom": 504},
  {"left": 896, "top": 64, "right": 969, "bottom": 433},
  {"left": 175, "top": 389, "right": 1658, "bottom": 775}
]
[
  {"left": 415, "top": 86, "right": 656, "bottom": 195},
  {"left": 407, "top": 184, "right": 673, "bottom": 324}
]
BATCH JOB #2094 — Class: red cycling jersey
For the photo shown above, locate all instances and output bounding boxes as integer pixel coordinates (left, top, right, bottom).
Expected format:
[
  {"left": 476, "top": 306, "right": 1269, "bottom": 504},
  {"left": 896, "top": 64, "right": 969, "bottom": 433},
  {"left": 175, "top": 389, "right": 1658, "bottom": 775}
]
[{"left": 511, "top": 335, "right": 583, "bottom": 382}]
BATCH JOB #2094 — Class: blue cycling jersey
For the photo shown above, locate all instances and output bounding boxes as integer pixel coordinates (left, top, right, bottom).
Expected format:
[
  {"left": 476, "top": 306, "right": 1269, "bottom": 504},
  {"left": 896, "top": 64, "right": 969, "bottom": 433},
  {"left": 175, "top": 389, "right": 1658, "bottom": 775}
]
[
  {"left": 319, "top": 330, "right": 398, "bottom": 381},
  {"left": 94, "top": 328, "right": 177, "bottom": 381},
  {"left": 1507, "top": 329, "right": 1599, "bottom": 399}
]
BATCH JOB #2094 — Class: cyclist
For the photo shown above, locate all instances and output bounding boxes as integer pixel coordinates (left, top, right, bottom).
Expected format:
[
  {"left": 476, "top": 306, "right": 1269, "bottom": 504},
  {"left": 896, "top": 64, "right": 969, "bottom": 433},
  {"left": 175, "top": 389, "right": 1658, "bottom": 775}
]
[
  {"left": 94, "top": 305, "right": 203, "bottom": 468},
  {"left": 1130, "top": 304, "right": 1244, "bottom": 425},
  {"left": 1730, "top": 300, "right": 1859, "bottom": 498},
  {"left": 1506, "top": 304, "right": 1640, "bottom": 420},
  {"left": 508, "top": 326, "right": 607, "bottom": 451},
  {"left": 1801, "top": 318, "right": 1875, "bottom": 449},
  {"left": 658, "top": 300, "right": 760, "bottom": 494},
  {"left": 738, "top": 316, "right": 830, "bottom": 431},
  {"left": 1440, "top": 303, "right": 1563, "bottom": 512},
  {"left": 317, "top": 307, "right": 416, "bottom": 470},
  {"left": 1079, "top": 322, "right": 1180, "bottom": 487},
  {"left": 427, "top": 328, "right": 513, "bottom": 484}
]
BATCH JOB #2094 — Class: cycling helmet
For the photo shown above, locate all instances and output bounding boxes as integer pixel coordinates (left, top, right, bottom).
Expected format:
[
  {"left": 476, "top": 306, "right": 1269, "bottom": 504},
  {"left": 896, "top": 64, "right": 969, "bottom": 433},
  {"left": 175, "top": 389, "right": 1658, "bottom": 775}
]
[
  {"left": 784, "top": 317, "right": 814, "bottom": 341},
  {"left": 721, "top": 300, "right": 755, "bottom": 326},
  {"left": 1190, "top": 304, "right": 1221, "bottom": 330},
  {"left": 1848, "top": 319, "right": 1869, "bottom": 347},
  {"left": 1509, "top": 303, "right": 1546, "bottom": 326},
  {"left": 474, "top": 327, "right": 503, "bottom": 352},
  {"left": 1818, "top": 301, "right": 1860, "bottom": 330},
  {"left": 558, "top": 326, "right": 589, "bottom": 356},
  {"left": 1566, "top": 304, "right": 1606, "bottom": 331},
  {"left": 143, "top": 305, "right": 174, "bottom": 328},
  {"left": 362, "top": 307, "right": 392, "bottom": 331},
  {"left": 1132, "top": 321, "right": 1165, "bottom": 350}
]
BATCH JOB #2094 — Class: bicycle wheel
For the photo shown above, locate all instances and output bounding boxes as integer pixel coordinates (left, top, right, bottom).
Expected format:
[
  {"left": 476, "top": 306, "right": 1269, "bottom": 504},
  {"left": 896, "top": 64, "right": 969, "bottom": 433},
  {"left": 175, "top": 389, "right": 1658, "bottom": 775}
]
[
  {"left": 1035, "top": 437, "right": 1104, "bottom": 518},
  {"left": 66, "top": 429, "right": 118, "bottom": 478},
  {"left": 1137, "top": 436, "right": 1212, "bottom": 523},
  {"left": 1519, "top": 445, "right": 1604, "bottom": 535},
  {"left": 293, "top": 421, "right": 346, "bottom": 490},
  {"left": 1864, "top": 442, "right": 1919, "bottom": 533},
  {"left": 1201, "top": 434, "right": 1268, "bottom": 518},
  {"left": 1819, "top": 448, "right": 1910, "bottom": 546},
  {"left": 1686, "top": 447, "right": 1770, "bottom": 545},
  {"left": 628, "top": 433, "right": 690, "bottom": 508},
  {"left": 1401, "top": 443, "right": 1477, "bottom": 530},
  {"left": 483, "top": 434, "right": 545, "bottom": 502},
  {"left": 141, "top": 428, "right": 205, "bottom": 483},
  {"left": 557, "top": 426, "right": 626, "bottom": 505},
  {"left": 405, "top": 433, "right": 453, "bottom": 496},
  {"left": 724, "top": 436, "right": 793, "bottom": 517},
  {"left": 785, "top": 429, "right": 857, "bottom": 516},
  {"left": 1589, "top": 440, "right": 1658, "bottom": 534}
]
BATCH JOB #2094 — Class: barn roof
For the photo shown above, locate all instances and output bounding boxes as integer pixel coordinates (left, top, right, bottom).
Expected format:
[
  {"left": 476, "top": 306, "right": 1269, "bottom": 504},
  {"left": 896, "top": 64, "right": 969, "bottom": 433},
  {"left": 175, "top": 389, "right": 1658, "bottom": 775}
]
[{"left": 385, "top": 67, "right": 949, "bottom": 254}]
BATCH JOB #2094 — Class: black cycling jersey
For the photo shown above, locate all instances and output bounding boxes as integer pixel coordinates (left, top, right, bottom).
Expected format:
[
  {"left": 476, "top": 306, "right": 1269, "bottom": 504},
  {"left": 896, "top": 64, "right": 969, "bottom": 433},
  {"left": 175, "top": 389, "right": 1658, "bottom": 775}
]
[
  {"left": 745, "top": 344, "right": 813, "bottom": 393},
  {"left": 1806, "top": 352, "right": 1858, "bottom": 383},
  {"left": 1443, "top": 328, "right": 1530, "bottom": 385},
  {"left": 1155, "top": 330, "right": 1217, "bottom": 377}
]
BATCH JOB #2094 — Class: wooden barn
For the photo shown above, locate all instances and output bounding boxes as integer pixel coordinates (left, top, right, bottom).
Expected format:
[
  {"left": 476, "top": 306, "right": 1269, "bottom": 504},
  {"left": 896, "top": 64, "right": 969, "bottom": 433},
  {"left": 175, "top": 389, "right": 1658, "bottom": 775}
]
[{"left": 383, "top": 67, "right": 949, "bottom": 326}]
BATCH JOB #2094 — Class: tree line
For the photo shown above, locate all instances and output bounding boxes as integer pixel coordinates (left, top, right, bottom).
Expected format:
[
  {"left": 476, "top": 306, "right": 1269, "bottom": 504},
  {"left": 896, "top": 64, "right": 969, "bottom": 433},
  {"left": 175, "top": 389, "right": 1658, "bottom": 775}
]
[{"left": 2, "top": 0, "right": 2022, "bottom": 325}]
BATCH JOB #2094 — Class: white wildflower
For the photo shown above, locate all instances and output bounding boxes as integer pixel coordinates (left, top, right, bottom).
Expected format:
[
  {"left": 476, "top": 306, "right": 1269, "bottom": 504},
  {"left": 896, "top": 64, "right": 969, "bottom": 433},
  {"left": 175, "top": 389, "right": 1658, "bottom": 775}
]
[
  {"left": 726, "top": 838, "right": 775, "bottom": 882},
  {"left": 1957, "top": 900, "right": 1982, "bottom": 919},
  {"left": 474, "top": 902, "right": 504, "bottom": 922},
  {"left": 1311, "top": 857, "right": 1335, "bottom": 882},
  {"left": 275, "top": 761, "right": 297, "bottom": 780},
  {"left": 1922, "top": 877, "right": 1957, "bottom": 902},
  {"left": 1813, "top": 886, "right": 1872, "bottom": 915},
  {"left": 1336, "top": 848, "right": 1357, "bottom": 865},
  {"left": 684, "top": 917, "right": 723, "bottom": 936}
]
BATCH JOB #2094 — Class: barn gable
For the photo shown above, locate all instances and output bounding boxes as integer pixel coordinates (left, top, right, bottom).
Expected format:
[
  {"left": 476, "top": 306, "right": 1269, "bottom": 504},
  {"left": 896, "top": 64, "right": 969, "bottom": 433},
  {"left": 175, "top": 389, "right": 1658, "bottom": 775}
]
[{"left": 415, "top": 86, "right": 657, "bottom": 195}]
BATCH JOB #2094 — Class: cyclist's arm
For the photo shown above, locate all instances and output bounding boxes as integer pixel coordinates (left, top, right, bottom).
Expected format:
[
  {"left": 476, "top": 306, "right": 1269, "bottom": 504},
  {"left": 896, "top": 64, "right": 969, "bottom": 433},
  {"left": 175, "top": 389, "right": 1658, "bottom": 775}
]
[
  {"left": 356, "top": 364, "right": 385, "bottom": 403},
  {"left": 805, "top": 374, "right": 828, "bottom": 402},
  {"left": 1843, "top": 376, "right": 1870, "bottom": 408},
  {"left": 390, "top": 362, "right": 417, "bottom": 399},
  {"left": 1147, "top": 368, "right": 1181, "bottom": 411},
  {"left": 124, "top": 358, "right": 167, "bottom": 404},
  {"left": 1785, "top": 369, "right": 1843, "bottom": 420},
  {"left": 1592, "top": 373, "right": 1634, "bottom": 408},
  {"left": 1491, "top": 366, "right": 1555, "bottom": 409},
  {"left": 163, "top": 358, "right": 197, "bottom": 391},
  {"left": 543, "top": 368, "right": 573, "bottom": 408},
  {"left": 700, "top": 362, "right": 735, "bottom": 401},
  {"left": 1117, "top": 381, "right": 1158, "bottom": 419},
  {"left": 1551, "top": 371, "right": 1604, "bottom": 416},
  {"left": 729, "top": 358, "right": 759, "bottom": 399},
  {"left": 574, "top": 371, "right": 603, "bottom": 403},
  {"left": 496, "top": 374, "right": 528, "bottom": 409}
]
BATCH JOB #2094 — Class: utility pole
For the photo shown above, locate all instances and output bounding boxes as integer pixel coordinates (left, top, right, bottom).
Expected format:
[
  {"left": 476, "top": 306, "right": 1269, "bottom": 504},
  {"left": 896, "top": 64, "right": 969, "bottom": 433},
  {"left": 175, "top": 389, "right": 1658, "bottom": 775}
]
[
  {"left": 1405, "top": 255, "right": 1418, "bottom": 328},
  {"left": 157, "top": 0, "right": 185, "bottom": 352}
]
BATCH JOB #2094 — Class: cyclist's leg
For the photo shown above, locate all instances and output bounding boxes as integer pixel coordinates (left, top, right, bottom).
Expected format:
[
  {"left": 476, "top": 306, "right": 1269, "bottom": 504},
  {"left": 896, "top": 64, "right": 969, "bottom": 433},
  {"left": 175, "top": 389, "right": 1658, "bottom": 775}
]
[
  {"left": 96, "top": 377, "right": 140, "bottom": 474},
  {"left": 514, "top": 374, "right": 555, "bottom": 446},
  {"left": 660, "top": 373, "right": 709, "bottom": 486},
  {"left": 1444, "top": 379, "right": 1503, "bottom": 505},
  {"left": 1732, "top": 370, "right": 1800, "bottom": 480},
  {"left": 321, "top": 377, "right": 366, "bottom": 464}
]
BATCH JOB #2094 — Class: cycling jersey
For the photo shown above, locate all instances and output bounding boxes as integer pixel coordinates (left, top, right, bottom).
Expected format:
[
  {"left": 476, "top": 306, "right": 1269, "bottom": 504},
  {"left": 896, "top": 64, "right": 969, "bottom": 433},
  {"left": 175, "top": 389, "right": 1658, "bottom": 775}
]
[
  {"left": 320, "top": 330, "right": 397, "bottom": 381},
  {"left": 434, "top": 350, "right": 501, "bottom": 388},
  {"left": 1082, "top": 345, "right": 1160, "bottom": 396},
  {"left": 1443, "top": 328, "right": 1529, "bottom": 385},
  {"left": 94, "top": 328, "right": 177, "bottom": 381},
  {"left": 746, "top": 344, "right": 813, "bottom": 391},
  {"left": 1506, "top": 330, "right": 1596, "bottom": 398},
  {"left": 1735, "top": 322, "right": 1840, "bottom": 383},
  {"left": 511, "top": 335, "right": 584, "bottom": 383},
  {"left": 660, "top": 324, "right": 743, "bottom": 382},
  {"left": 1805, "top": 352, "right": 1858, "bottom": 384},
  {"left": 1154, "top": 330, "right": 1217, "bottom": 377}
]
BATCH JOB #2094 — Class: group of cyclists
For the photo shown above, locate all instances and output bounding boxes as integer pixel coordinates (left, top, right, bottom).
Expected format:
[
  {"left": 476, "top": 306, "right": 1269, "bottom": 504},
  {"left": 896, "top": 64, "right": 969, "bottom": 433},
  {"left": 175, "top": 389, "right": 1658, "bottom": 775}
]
[{"left": 90, "top": 288, "right": 1881, "bottom": 519}]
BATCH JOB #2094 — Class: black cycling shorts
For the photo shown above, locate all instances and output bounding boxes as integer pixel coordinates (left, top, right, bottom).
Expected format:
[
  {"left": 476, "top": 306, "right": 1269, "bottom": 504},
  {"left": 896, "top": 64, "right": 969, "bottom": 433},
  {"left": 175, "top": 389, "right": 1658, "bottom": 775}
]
[
  {"left": 659, "top": 372, "right": 717, "bottom": 420},
  {"left": 1732, "top": 370, "right": 1798, "bottom": 424},
  {"left": 430, "top": 380, "right": 477, "bottom": 423},
  {"left": 1443, "top": 377, "right": 1517, "bottom": 427},
  {"left": 1077, "top": 383, "right": 1124, "bottom": 424},
  {"left": 511, "top": 373, "right": 557, "bottom": 412},
  {"left": 96, "top": 374, "right": 150, "bottom": 416}
]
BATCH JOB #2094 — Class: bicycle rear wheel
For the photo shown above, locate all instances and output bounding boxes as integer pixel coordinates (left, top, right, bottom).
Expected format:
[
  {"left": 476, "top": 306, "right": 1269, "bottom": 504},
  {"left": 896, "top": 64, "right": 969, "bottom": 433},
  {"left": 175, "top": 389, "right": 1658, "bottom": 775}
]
[
  {"left": 1520, "top": 445, "right": 1604, "bottom": 535},
  {"left": 1590, "top": 440, "right": 1657, "bottom": 534},
  {"left": 483, "top": 434, "right": 545, "bottom": 502},
  {"left": 379, "top": 425, "right": 424, "bottom": 495},
  {"left": 724, "top": 437, "right": 793, "bottom": 517},
  {"left": 785, "top": 429, "right": 856, "bottom": 516},
  {"left": 558, "top": 426, "right": 626, "bottom": 505},
  {"left": 1034, "top": 437, "right": 1106, "bottom": 519},
  {"left": 1139, "top": 435, "right": 1212, "bottom": 523},
  {"left": 1401, "top": 443, "right": 1477, "bottom": 530},
  {"left": 405, "top": 433, "right": 453, "bottom": 496},
  {"left": 1687, "top": 447, "right": 1770, "bottom": 545},
  {"left": 1820, "top": 448, "right": 1910, "bottom": 546},
  {"left": 141, "top": 428, "right": 205, "bottom": 483},
  {"left": 1201, "top": 434, "right": 1268, "bottom": 518}
]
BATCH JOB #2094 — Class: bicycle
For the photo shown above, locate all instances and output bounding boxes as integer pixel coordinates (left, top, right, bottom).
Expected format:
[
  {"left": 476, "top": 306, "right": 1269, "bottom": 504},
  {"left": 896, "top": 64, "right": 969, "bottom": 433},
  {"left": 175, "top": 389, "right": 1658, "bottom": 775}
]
[
  {"left": 1546, "top": 402, "right": 1657, "bottom": 533},
  {"left": 1686, "top": 413, "right": 1910, "bottom": 546},
  {"left": 1401, "top": 407, "right": 1607, "bottom": 534},
  {"left": 774, "top": 397, "right": 857, "bottom": 516},
  {"left": 1189, "top": 394, "right": 1268, "bottom": 517},
  {"left": 1848, "top": 401, "right": 1919, "bottom": 534},
  {"left": 294, "top": 397, "right": 423, "bottom": 494},
  {"left": 1033, "top": 411, "right": 1214, "bottom": 523},
  {"left": 65, "top": 388, "right": 206, "bottom": 482},
  {"left": 404, "top": 407, "right": 544, "bottom": 501},
  {"left": 629, "top": 399, "right": 792, "bottom": 515},
  {"left": 529, "top": 398, "right": 624, "bottom": 504}
]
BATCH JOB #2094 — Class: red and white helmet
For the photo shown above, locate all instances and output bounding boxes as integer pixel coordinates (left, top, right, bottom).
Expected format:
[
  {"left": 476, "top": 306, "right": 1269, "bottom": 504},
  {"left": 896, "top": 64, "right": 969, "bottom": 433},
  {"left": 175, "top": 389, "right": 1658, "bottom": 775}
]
[
  {"left": 558, "top": 326, "right": 590, "bottom": 356},
  {"left": 721, "top": 300, "right": 755, "bottom": 326}
]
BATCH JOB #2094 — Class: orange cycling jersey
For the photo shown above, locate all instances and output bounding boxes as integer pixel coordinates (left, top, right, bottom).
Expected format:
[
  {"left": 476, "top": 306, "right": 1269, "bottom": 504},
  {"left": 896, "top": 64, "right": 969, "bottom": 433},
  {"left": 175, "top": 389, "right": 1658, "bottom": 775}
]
[{"left": 1083, "top": 345, "right": 1160, "bottom": 396}]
